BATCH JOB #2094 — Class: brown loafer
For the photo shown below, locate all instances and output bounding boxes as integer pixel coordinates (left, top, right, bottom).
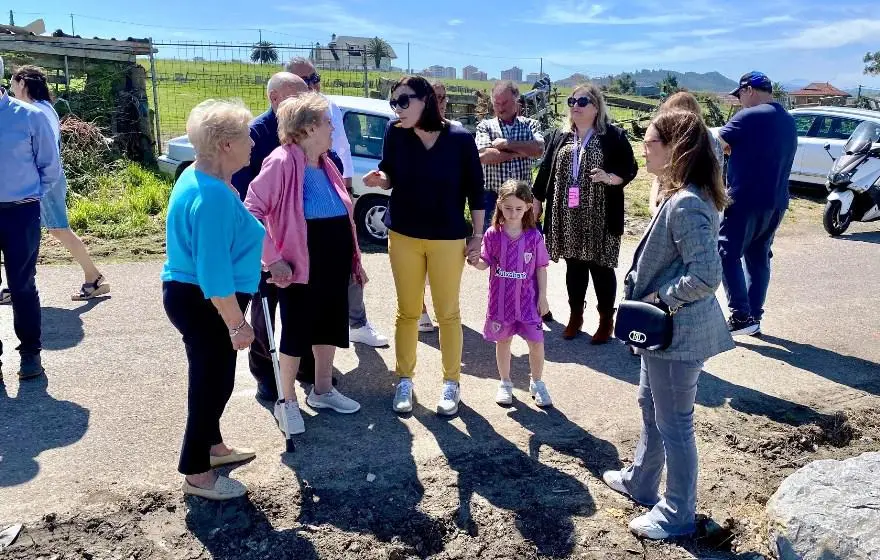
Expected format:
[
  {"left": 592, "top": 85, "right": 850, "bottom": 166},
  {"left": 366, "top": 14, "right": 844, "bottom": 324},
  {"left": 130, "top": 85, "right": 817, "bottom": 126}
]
[{"left": 209, "top": 447, "right": 256, "bottom": 467}]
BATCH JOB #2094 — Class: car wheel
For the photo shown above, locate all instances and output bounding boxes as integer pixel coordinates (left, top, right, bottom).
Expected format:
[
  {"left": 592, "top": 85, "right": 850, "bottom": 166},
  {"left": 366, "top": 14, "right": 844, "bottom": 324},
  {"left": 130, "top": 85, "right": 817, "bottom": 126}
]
[
  {"left": 823, "top": 200, "right": 852, "bottom": 236},
  {"left": 174, "top": 161, "right": 193, "bottom": 181},
  {"left": 355, "top": 195, "right": 389, "bottom": 246}
]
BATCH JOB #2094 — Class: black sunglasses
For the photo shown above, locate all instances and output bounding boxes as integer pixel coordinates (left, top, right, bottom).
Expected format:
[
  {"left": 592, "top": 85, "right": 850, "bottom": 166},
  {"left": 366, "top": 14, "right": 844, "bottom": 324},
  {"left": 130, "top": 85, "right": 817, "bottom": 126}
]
[
  {"left": 389, "top": 93, "right": 420, "bottom": 110},
  {"left": 301, "top": 72, "right": 321, "bottom": 86},
  {"left": 567, "top": 96, "right": 593, "bottom": 108}
]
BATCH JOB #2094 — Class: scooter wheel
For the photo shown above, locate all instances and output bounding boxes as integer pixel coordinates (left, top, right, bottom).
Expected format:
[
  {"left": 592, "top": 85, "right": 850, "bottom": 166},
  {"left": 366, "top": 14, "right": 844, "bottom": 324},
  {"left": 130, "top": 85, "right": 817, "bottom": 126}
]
[{"left": 823, "top": 200, "right": 852, "bottom": 236}]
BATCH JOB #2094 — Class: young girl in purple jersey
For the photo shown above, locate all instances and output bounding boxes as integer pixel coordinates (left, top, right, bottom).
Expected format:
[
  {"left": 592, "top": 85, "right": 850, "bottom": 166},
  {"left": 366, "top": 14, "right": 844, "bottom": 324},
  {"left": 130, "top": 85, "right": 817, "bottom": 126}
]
[{"left": 469, "top": 180, "right": 553, "bottom": 407}]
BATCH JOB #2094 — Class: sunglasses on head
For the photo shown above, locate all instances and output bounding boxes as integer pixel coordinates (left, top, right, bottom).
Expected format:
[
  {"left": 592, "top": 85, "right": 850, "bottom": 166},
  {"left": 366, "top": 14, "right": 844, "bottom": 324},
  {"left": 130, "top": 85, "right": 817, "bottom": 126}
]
[
  {"left": 389, "top": 93, "right": 420, "bottom": 110},
  {"left": 567, "top": 96, "right": 593, "bottom": 108},
  {"left": 301, "top": 72, "right": 321, "bottom": 86}
]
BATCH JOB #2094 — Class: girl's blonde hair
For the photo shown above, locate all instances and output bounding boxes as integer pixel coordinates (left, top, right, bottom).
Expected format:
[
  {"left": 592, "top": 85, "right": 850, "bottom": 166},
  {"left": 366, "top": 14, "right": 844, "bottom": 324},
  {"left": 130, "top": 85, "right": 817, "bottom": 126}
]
[
  {"left": 186, "top": 99, "right": 252, "bottom": 160},
  {"left": 563, "top": 82, "right": 612, "bottom": 136},
  {"left": 491, "top": 179, "right": 537, "bottom": 230},
  {"left": 277, "top": 92, "right": 330, "bottom": 145}
]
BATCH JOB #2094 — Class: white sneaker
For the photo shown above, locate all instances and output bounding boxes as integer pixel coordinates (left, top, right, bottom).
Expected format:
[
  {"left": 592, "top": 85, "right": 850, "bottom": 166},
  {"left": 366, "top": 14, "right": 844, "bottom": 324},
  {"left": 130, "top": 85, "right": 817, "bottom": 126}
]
[
  {"left": 273, "top": 400, "right": 306, "bottom": 435},
  {"left": 529, "top": 379, "right": 553, "bottom": 408},
  {"left": 495, "top": 380, "right": 514, "bottom": 405},
  {"left": 418, "top": 313, "right": 435, "bottom": 333},
  {"left": 602, "top": 470, "right": 630, "bottom": 497},
  {"left": 306, "top": 388, "right": 361, "bottom": 414},
  {"left": 349, "top": 322, "right": 389, "bottom": 347},
  {"left": 629, "top": 513, "right": 672, "bottom": 540},
  {"left": 437, "top": 381, "right": 460, "bottom": 416},
  {"left": 393, "top": 378, "right": 414, "bottom": 413}
]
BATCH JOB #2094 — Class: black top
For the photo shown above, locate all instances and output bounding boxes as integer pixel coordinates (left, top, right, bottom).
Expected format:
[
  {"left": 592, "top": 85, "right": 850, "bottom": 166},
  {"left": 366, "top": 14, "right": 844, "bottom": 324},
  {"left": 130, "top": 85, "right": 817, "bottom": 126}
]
[
  {"left": 532, "top": 124, "right": 638, "bottom": 236},
  {"left": 379, "top": 121, "right": 485, "bottom": 240}
]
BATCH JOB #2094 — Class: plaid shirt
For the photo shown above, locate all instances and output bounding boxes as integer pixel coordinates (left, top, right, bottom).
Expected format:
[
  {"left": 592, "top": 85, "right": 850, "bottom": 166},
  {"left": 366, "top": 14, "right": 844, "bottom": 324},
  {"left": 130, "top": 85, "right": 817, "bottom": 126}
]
[{"left": 475, "top": 116, "right": 543, "bottom": 192}]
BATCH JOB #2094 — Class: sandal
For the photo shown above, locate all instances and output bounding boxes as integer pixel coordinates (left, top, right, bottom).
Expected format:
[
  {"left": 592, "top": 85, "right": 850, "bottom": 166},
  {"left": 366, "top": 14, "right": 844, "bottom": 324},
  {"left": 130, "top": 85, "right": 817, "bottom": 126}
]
[
  {"left": 72, "top": 274, "right": 110, "bottom": 301},
  {"left": 0, "top": 289, "right": 11, "bottom": 305}
]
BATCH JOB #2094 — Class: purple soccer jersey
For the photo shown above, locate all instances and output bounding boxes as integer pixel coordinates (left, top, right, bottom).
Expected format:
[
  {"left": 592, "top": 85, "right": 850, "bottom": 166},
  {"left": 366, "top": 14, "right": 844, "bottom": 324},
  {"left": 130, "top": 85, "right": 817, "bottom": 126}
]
[{"left": 481, "top": 226, "right": 550, "bottom": 328}]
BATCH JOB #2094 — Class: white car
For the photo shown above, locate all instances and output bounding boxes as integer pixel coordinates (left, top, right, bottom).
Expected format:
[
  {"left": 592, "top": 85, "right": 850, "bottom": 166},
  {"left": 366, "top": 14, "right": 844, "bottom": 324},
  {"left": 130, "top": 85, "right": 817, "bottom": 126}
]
[{"left": 158, "top": 95, "right": 396, "bottom": 245}]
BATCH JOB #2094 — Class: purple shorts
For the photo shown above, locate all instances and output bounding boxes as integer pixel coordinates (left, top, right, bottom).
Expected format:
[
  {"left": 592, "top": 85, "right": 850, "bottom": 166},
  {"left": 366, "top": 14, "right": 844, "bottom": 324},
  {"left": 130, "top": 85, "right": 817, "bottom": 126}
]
[{"left": 483, "top": 318, "right": 544, "bottom": 343}]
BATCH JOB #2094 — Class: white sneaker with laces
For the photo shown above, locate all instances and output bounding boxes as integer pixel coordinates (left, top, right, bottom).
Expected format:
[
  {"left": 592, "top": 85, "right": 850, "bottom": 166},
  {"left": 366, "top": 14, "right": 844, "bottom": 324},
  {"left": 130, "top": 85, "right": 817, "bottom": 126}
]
[
  {"left": 393, "top": 378, "right": 414, "bottom": 413},
  {"left": 349, "top": 322, "right": 389, "bottom": 347},
  {"left": 418, "top": 313, "right": 435, "bottom": 333},
  {"left": 437, "top": 381, "right": 460, "bottom": 416},
  {"left": 629, "top": 513, "right": 671, "bottom": 540},
  {"left": 602, "top": 470, "right": 629, "bottom": 497},
  {"left": 495, "top": 380, "right": 514, "bottom": 405},
  {"left": 529, "top": 379, "right": 553, "bottom": 407},
  {"left": 273, "top": 400, "right": 306, "bottom": 435},
  {"left": 306, "top": 388, "right": 361, "bottom": 414}
]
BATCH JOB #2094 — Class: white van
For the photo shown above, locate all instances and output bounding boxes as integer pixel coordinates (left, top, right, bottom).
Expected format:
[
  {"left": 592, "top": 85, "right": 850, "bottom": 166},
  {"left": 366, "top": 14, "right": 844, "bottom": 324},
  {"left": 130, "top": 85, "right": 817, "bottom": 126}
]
[{"left": 158, "top": 95, "right": 395, "bottom": 245}]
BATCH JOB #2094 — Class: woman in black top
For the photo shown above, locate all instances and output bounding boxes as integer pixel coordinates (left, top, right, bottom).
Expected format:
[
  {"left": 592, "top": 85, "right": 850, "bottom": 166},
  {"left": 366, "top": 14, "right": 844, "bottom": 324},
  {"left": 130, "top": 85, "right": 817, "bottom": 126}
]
[
  {"left": 532, "top": 82, "right": 638, "bottom": 344},
  {"left": 363, "top": 76, "right": 485, "bottom": 417}
]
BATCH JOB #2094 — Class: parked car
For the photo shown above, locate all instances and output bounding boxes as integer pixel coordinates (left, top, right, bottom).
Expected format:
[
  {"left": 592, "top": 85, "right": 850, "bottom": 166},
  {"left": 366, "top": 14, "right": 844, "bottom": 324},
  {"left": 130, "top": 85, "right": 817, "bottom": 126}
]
[
  {"left": 158, "top": 95, "right": 395, "bottom": 245},
  {"left": 711, "top": 107, "right": 880, "bottom": 191}
]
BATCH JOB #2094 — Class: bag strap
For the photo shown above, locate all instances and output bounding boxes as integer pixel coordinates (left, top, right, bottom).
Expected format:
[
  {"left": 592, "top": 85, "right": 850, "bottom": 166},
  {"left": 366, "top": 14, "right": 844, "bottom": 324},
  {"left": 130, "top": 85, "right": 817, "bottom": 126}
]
[{"left": 625, "top": 195, "right": 671, "bottom": 277}]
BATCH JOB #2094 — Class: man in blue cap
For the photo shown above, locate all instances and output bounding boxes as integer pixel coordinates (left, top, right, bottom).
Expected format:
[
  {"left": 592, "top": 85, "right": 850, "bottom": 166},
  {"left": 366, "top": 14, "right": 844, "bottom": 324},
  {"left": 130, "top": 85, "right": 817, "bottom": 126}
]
[{"left": 717, "top": 71, "right": 797, "bottom": 337}]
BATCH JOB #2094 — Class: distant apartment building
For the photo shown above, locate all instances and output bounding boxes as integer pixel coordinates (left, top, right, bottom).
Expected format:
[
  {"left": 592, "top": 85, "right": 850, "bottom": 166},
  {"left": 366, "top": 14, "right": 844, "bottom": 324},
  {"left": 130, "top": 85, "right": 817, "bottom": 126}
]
[
  {"left": 501, "top": 66, "right": 523, "bottom": 83},
  {"left": 422, "top": 65, "right": 447, "bottom": 78},
  {"left": 445, "top": 66, "right": 456, "bottom": 79},
  {"left": 473, "top": 71, "right": 488, "bottom": 81},
  {"left": 463, "top": 65, "right": 479, "bottom": 80}
]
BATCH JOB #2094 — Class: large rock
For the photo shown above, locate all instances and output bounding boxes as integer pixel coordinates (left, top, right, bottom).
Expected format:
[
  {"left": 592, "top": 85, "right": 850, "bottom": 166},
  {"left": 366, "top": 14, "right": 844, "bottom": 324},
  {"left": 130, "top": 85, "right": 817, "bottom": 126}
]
[{"left": 767, "top": 452, "right": 880, "bottom": 560}]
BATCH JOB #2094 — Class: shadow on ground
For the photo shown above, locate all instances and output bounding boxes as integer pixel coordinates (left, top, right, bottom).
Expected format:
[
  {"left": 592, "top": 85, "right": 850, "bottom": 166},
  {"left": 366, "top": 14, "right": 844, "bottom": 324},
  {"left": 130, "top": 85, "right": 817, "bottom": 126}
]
[{"left": 41, "top": 298, "right": 108, "bottom": 351}]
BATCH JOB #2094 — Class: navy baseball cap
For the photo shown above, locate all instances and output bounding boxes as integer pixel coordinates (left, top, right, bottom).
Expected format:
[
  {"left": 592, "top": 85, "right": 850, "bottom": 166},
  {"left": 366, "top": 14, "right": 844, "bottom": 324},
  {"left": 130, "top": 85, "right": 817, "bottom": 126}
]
[{"left": 729, "top": 71, "right": 773, "bottom": 97}]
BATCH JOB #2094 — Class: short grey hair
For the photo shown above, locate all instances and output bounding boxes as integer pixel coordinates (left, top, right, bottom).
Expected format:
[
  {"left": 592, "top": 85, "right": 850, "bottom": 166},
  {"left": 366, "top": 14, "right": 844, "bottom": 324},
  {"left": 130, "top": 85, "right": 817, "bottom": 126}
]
[
  {"left": 186, "top": 99, "right": 253, "bottom": 160},
  {"left": 267, "top": 72, "right": 307, "bottom": 97},
  {"left": 285, "top": 56, "right": 314, "bottom": 73},
  {"left": 492, "top": 80, "right": 519, "bottom": 98}
]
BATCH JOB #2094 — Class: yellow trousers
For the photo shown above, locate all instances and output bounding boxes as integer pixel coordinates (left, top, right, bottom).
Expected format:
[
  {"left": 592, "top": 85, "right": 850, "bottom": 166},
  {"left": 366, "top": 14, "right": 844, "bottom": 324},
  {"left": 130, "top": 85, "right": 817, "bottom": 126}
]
[{"left": 389, "top": 231, "right": 465, "bottom": 382}]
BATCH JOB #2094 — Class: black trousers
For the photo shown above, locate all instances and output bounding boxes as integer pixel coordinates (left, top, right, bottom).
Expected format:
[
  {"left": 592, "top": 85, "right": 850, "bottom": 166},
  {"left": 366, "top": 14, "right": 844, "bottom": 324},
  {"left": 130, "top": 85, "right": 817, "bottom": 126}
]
[
  {"left": 564, "top": 258, "right": 617, "bottom": 314},
  {"left": 0, "top": 201, "right": 42, "bottom": 365},
  {"left": 163, "top": 281, "right": 250, "bottom": 475}
]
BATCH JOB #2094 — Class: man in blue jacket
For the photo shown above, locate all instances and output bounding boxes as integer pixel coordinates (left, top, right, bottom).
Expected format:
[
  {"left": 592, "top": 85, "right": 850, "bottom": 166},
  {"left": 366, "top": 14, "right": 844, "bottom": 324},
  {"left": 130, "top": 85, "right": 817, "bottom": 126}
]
[
  {"left": 718, "top": 71, "right": 797, "bottom": 337},
  {"left": 0, "top": 55, "right": 61, "bottom": 381}
]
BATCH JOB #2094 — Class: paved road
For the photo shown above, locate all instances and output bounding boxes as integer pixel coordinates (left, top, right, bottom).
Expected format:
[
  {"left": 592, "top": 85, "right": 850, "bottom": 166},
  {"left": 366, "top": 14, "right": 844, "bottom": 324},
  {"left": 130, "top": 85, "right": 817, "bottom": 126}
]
[{"left": 1, "top": 220, "right": 878, "bottom": 525}]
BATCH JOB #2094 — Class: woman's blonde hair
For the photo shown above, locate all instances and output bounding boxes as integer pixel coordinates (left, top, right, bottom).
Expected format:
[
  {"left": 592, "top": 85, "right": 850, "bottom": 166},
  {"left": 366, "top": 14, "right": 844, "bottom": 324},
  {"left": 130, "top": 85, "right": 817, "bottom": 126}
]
[
  {"left": 186, "top": 99, "right": 252, "bottom": 160},
  {"left": 277, "top": 92, "right": 330, "bottom": 145},
  {"left": 661, "top": 91, "right": 704, "bottom": 123},
  {"left": 651, "top": 109, "right": 729, "bottom": 211},
  {"left": 491, "top": 179, "right": 537, "bottom": 230},
  {"left": 563, "top": 82, "right": 612, "bottom": 135}
]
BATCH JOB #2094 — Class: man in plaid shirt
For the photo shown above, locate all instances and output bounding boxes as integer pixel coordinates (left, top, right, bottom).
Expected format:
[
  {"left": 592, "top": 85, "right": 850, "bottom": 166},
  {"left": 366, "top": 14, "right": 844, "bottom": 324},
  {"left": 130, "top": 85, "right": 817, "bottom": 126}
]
[{"left": 475, "top": 80, "right": 544, "bottom": 228}]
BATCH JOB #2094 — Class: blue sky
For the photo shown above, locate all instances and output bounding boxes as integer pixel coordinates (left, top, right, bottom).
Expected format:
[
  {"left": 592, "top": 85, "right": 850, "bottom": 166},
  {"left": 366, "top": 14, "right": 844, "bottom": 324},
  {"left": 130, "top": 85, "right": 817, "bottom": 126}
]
[{"left": 8, "top": 0, "right": 880, "bottom": 88}]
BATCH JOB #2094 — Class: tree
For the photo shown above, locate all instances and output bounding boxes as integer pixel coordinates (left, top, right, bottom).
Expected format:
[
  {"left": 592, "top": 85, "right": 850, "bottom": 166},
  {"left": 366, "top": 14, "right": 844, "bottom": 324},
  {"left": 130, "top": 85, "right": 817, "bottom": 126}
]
[
  {"left": 772, "top": 82, "right": 787, "bottom": 99},
  {"left": 365, "top": 37, "right": 392, "bottom": 70},
  {"left": 865, "top": 51, "right": 880, "bottom": 76},
  {"left": 616, "top": 73, "right": 636, "bottom": 95},
  {"left": 656, "top": 73, "right": 679, "bottom": 96},
  {"left": 250, "top": 41, "right": 278, "bottom": 65}
]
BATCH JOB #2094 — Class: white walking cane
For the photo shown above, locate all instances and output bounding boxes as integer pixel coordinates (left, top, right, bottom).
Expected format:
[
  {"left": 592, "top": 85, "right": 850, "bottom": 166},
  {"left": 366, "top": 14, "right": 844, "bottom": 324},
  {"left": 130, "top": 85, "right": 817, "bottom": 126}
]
[{"left": 261, "top": 295, "right": 295, "bottom": 453}]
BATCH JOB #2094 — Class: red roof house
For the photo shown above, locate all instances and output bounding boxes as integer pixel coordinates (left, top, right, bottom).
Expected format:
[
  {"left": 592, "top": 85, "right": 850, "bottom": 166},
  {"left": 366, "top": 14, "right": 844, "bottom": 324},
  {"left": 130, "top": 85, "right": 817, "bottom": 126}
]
[{"left": 790, "top": 82, "right": 851, "bottom": 107}]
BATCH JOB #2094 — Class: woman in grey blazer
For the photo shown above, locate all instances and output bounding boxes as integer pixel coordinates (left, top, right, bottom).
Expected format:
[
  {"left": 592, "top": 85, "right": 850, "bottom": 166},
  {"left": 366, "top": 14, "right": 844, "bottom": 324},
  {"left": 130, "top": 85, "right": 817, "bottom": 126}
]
[{"left": 602, "top": 109, "right": 735, "bottom": 540}]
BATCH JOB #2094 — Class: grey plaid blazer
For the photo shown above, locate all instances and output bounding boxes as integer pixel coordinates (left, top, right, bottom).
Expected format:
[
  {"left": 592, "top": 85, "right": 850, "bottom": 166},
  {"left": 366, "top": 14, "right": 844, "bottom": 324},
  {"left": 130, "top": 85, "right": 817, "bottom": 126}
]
[{"left": 623, "top": 185, "right": 735, "bottom": 361}]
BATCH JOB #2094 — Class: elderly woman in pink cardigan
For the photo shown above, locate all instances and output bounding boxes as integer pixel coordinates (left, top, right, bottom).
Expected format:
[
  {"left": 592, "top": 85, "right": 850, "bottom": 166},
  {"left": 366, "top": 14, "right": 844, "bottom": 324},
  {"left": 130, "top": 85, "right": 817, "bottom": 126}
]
[{"left": 245, "top": 92, "right": 367, "bottom": 436}]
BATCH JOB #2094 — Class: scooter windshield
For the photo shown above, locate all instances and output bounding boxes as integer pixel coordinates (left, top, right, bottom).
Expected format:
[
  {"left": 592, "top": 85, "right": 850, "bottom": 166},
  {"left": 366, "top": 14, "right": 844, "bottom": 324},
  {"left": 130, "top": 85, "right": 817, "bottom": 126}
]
[{"left": 843, "top": 121, "right": 880, "bottom": 155}]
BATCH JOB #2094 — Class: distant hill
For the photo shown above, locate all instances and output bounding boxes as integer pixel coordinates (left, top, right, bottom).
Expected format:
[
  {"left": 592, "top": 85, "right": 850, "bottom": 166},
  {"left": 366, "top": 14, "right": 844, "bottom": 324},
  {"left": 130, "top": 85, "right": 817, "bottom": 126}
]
[{"left": 555, "top": 69, "right": 738, "bottom": 93}]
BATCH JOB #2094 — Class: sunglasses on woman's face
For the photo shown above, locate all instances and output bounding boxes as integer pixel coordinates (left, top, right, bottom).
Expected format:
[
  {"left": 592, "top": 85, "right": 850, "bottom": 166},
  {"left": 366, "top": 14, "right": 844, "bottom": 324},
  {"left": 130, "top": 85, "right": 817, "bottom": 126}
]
[
  {"left": 389, "top": 93, "right": 420, "bottom": 110},
  {"left": 301, "top": 72, "right": 321, "bottom": 86},
  {"left": 567, "top": 96, "right": 593, "bottom": 108}
]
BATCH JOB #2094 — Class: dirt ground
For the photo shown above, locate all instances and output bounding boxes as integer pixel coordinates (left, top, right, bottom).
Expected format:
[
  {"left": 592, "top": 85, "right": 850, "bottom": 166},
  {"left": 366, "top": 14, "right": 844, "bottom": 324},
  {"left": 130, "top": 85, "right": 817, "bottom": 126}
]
[{"left": 3, "top": 205, "right": 879, "bottom": 560}]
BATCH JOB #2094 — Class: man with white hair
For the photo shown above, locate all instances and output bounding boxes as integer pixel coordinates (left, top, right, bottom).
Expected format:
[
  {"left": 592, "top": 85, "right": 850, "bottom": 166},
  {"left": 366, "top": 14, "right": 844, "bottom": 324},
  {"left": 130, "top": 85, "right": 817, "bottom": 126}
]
[
  {"left": 285, "top": 56, "right": 389, "bottom": 349},
  {"left": 0, "top": 55, "right": 61, "bottom": 381}
]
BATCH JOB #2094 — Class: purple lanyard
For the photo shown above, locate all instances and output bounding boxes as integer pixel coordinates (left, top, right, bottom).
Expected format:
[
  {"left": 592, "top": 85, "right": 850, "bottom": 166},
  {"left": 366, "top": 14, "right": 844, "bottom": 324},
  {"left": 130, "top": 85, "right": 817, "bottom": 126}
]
[{"left": 571, "top": 129, "right": 594, "bottom": 183}]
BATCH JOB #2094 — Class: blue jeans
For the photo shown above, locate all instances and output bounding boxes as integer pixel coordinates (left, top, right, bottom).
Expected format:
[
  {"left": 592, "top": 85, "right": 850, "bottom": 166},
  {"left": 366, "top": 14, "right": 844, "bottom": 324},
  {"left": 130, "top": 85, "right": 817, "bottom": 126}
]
[
  {"left": 621, "top": 355, "right": 702, "bottom": 536},
  {"left": 483, "top": 190, "right": 498, "bottom": 232},
  {"left": 0, "top": 201, "right": 43, "bottom": 364},
  {"left": 718, "top": 205, "right": 785, "bottom": 321}
]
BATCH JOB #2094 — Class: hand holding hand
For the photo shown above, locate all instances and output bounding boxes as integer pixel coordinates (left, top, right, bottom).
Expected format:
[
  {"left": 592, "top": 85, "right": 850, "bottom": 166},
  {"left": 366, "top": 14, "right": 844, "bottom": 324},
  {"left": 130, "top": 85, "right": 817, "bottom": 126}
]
[
  {"left": 267, "top": 260, "right": 293, "bottom": 288},
  {"left": 465, "top": 236, "right": 482, "bottom": 260},
  {"left": 538, "top": 296, "right": 550, "bottom": 317},
  {"left": 230, "top": 322, "right": 255, "bottom": 351},
  {"left": 363, "top": 170, "right": 390, "bottom": 189}
]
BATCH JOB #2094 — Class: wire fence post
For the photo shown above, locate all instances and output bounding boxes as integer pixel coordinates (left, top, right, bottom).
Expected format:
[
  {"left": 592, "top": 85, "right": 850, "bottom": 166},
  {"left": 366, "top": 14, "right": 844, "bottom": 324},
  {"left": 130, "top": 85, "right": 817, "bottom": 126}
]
[
  {"left": 148, "top": 38, "right": 162, "bottom": 154},
  {"left": 362, "top": 58, "right": 368, "bottom": 98}
]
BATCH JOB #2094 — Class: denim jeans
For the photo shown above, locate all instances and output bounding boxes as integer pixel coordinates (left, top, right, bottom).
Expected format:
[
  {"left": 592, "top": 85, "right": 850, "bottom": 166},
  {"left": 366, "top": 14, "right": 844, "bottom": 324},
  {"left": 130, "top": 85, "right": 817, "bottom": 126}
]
[
  {"left": 620, "top": 355, "right": 702, "bottom": 536},
  {"left": 0, "top": 201, "right": 42, "bottom": 365},
  {"left": 718, "top": 205, "right": 786, "bottom": 321},
  {"left": 483, "top": 190, "right": 499, "bottom": 232}
]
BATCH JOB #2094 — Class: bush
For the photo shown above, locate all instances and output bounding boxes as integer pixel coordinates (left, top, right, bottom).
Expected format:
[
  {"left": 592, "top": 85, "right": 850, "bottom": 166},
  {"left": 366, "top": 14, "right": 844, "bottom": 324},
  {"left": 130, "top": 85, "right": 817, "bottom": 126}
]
[
  {"left": 68, "top": 162, "right": 172, "bottom": 239},
  {"left": 60, "top": 115, "right": 117, "bottom": 195}
]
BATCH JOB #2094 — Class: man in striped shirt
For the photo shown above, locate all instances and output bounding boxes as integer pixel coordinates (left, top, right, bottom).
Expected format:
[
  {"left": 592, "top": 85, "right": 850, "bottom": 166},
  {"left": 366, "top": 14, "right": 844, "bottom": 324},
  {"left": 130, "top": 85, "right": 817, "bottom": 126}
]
[{"left": 0, "top": 55, "right": 61, "bottom": 381}]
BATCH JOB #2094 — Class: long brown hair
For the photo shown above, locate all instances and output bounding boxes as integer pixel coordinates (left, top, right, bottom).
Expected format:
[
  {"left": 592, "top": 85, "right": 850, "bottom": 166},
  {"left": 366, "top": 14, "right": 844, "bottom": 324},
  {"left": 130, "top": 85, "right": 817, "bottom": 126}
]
[
  {"left": 651, "top": 109, "right": 729, "bottom": 211},
  {"left": 13, "top": 65, "right": 52, "bottom": 102},
  {"left": 491, "top": 179, "right": 537, "bottom": 230}
]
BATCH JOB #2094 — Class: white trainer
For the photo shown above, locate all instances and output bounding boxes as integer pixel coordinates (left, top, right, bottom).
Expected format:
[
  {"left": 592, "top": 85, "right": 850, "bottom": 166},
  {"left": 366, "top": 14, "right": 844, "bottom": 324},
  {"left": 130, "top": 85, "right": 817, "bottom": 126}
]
[
  {"left": 393, "top": 378, "right": 414, "bottom": 413},
  {"left": 629, "top": 513, "right": 672, "bottom": 540},
  {"left": 529, "top": 379, "right": 553, "bottom": 408},
  {"left": 306, "top": 388, "right": 361, "bottom": 414},
  {"left": 273, "top": 400, "right": 306, "bottom": 435},
  {"left": 418, "top": 312, "right": 435, "bottom": 333},
  {"left": 437, "top": 381, "right": 460, "bottom": 416},
  {"left": 349, "top": 322, "right": 389, "bottom": 347},
  {"left": 495, "top": 380, "right": 514, "bottom": 405}
]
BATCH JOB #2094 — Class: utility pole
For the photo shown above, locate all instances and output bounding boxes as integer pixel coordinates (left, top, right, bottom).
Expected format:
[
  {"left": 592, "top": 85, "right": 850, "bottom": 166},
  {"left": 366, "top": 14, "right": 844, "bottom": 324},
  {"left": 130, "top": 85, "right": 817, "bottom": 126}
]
[
  {"left": 857, "top": 85, "right": 862, "bottom": 105},
  {"left": 70, "top": 14, "right": 75, "bottom": 36},
  {"left": 540, "top": 57, "right": 543, "bottom": 78},
  {"left": 9, "top": 10, "right": 14, "bottom": 25},
  {"left": 407, "top": 43, "right": 410, "bottom": 74}
]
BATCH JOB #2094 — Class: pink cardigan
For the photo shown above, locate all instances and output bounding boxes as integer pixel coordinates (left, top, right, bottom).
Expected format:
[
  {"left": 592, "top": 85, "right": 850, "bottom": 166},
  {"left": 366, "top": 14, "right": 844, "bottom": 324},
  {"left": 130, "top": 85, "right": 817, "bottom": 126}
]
[{"left": 244, "top": 143, "right": 362, "bottom": 285}]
